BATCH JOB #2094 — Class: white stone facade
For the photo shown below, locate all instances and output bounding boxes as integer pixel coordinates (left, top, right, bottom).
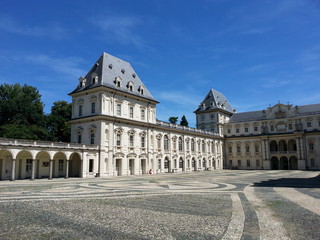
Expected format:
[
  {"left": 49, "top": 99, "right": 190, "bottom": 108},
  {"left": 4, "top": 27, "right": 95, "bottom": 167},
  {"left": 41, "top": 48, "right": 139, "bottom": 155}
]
[{"left": 1, "top": 52, "right": 320, "bottom": 180}]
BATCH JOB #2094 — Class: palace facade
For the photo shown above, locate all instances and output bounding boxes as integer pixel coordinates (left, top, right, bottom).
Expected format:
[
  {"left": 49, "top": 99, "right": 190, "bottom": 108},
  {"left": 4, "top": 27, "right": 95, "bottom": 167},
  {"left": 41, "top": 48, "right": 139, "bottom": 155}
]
[{"left": 0, "top": 52, "right": 319, "bottom": 180}]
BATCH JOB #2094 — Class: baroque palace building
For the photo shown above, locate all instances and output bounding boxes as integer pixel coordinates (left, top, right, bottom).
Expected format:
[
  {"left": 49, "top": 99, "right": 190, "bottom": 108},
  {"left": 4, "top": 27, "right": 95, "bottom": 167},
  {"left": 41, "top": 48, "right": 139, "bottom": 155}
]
[{"left": 1, "top": 52, "right": 320, "bottom": 180}]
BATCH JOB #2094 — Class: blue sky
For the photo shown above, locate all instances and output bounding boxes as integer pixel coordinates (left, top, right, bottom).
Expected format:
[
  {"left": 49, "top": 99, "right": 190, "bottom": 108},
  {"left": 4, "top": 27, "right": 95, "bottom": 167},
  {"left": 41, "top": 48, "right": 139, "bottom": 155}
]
[{"left": 1, "top": 0, "right": 320, "bottom": 127}]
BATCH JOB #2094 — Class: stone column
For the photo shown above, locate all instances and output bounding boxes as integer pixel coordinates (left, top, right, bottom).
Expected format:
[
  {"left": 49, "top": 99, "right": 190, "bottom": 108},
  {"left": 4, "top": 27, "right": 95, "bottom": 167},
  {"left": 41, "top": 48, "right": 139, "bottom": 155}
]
[
  {"left": 48, "top": 159, "right": 53, "bottom": 180},
  {"left": 65, "top": 159, "right": 69, "bottom": 179},
  {"left": 11, "top": 159, "right": 16, "bottom": 181},
  {"left": 31, "top": 159, "right": 36, "bottom": 180}
]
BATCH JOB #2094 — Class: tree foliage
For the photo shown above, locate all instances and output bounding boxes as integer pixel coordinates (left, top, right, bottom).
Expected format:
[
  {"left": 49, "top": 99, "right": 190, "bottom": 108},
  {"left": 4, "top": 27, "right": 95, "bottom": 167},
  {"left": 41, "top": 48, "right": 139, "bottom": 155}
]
[
  {"left": 0, "top": 83, "right": 72, "bottom": 141},
  {"left": 168, "top": 116, "right": 178, "bottom": 124},
  {"left": 180, "top": 115, "right": 189, "bottom": 127},
  {"left": 48, "top": 101, "right": 72, "bottom": 142}
]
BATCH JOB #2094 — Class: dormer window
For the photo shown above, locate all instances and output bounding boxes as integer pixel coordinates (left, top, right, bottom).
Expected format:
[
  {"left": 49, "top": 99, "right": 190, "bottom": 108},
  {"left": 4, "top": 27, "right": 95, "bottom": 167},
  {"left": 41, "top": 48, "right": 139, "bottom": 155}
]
[
  {"left": 138, "top": 86, "right": 144, "bottom": 95},
  {"left": 121, "top": 69, "right": 125, "bottom": 74},
  {"left": 127, "top": 81, "right": 134, "bottom": 91},
  {"left": 132, "top": 73, "right": 136, "bottom": 78},
  {"left": 114, "top": 76, "right": 122, "bottom": 87},
  {"left": 91, "top": 73, "right": 98, "bottom": 84},
  {"left": 109, "top": 64, "right": 113, "bottom": 69},
  {"left": 79, "top": 76, "right": 86, "bottom": 88}
]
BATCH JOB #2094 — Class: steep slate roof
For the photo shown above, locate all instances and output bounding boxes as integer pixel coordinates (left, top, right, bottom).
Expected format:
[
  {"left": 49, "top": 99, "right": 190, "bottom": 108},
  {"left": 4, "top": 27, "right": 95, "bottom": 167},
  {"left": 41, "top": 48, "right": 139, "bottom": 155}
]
[
  {"left": 229, "top": 103, "right": 320, "bottom": 123},
  {"left": 69, "top": 52, "right": 158, "bottom": 102},
  {"left": 194, "top": 89, "right": 234, "bottom": 114}
]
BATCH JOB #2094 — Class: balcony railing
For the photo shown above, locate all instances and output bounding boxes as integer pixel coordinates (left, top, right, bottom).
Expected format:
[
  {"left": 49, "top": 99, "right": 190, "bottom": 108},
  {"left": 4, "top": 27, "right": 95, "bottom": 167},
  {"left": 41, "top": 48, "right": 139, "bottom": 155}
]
[
  {"left": 0, "top": 137, "right": 99, "bottom": 150},
  {"left": 270, "top": 150, "right": 297, "bottom": 155}
]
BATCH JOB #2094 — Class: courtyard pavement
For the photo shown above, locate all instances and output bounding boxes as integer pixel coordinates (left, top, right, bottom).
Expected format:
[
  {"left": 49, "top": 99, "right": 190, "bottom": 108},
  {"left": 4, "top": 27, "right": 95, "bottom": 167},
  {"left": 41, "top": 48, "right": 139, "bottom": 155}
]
[{"left": 0, "top": 170, "right": 320, "bottom": 240}]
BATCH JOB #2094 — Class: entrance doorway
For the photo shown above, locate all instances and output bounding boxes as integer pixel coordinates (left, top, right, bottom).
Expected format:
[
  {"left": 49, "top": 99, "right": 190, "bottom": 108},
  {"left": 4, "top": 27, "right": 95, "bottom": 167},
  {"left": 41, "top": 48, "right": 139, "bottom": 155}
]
[
  {"left": 141, "top": 159, "right": 146, "bottom": 174},
  {"left": 116, "top": 159, "right": 122, "bottom": 176},
  {"left": 129, "top": 159, "right": 135, "bottom": 175}
]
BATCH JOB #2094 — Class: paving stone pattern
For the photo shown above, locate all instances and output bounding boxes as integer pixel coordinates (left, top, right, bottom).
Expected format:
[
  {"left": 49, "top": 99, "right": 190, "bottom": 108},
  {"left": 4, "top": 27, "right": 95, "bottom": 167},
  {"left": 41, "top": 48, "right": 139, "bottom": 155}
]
[{"left": 0, "top": 170, "right": 319, "bottom": 239}]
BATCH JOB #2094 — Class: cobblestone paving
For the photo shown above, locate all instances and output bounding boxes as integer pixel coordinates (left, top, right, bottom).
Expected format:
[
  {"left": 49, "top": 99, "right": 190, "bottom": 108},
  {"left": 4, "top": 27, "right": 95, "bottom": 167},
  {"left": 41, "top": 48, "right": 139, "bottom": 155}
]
[{"left": 0, "top": 170, "right": 319, "bottom": 239}]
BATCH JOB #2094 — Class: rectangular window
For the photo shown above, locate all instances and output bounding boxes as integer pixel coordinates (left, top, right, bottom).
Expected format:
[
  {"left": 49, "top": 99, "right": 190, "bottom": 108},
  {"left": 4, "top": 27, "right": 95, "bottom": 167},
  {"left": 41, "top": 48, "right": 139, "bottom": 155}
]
[
  {"left": 254, "top": 126, "right": 258, "bottom": 131},
  {"left": 91, "top": 102, "right": 95, "bottom": 114},
  {"left": 245, "top": 128, "right": 248, "bottom": 132},
  {"left": 307, "top": 122, "right": 312, "bottom": 128},
  {"left": 89, "top": 159, "right": 94, "bottom": 172},
  {"left": 288, "top": 123, "right": 293, "bottom": 130},
  {"left": 116, "top": 104, "right": 121, "bottom": 116},
  {"left": 210, "top": 114, "right": 214, "bottom": 119},
  {"left": 228, "top": 146, "right": 232, "bottom": 153},
  {"left": 116, "top": 134, "right": 121, "bottom": 146},
  {"left": 158, "top": 159, "right": 161, "bottom": 169},
  {"left": 26, "top": 159, "right": 32, "bottom": 172},
  {"left": 238, "top": 160, "right": 241, "bottom": 167},
  {"left": 58, "top": 160, "right": 64, "bottom": 171},
  {"left": 271, "top": 126, "right": 274, "bottom": 131},
  {"left": 129, "top": 135, "right": 134, "bottom": 147},
  {"left": 247, "top": 160, "right": 250, "bottom": 167},
  {"left": 311, "top": 159, "right": 315, "bottom": 168},
  {"left": 201, "top": 115, "right": 205, "bottom": 121},
  {"left": 236, "top": 128, "right": 239, "bottom": 133},
  {"left": 141, "top": 109, "right": 145, "bottom": 120},
  {"left": 309, "top": 142, "right": 314, "bottom": 151},
  {"left": 237, "top": 146, "right": 241, "bottom": 153},
  {"left": 79, "top": 105, "right": 83, "bottom": 117},
  {"left": 227, "top": 129, "right": 231, "bottom": 134},
  {"left": 246, "top": 146, "right": 250, "bottom": 152},
  {"left": 255, "top": 145, "right": 259, "bottom": 152},
  {"left": 256, "top": 159, "right": 260, "bottom": 167},
  {"left": 129, "top": 106, "right": 134, "bottom": 118},
  {"left": 90, "top": 133, "right": 95, "bottom": 144},
  {"left": 78, "top": 134, "right": 82, "bottom": 144},
  {"left": 141, "top": 136, "right": 145, "bottom": 148}
]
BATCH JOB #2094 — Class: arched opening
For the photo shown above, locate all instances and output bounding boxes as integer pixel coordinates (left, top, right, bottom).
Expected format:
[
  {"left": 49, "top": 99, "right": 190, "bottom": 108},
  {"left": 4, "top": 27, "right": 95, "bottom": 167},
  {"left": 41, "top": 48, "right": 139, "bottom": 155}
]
[
  {"left": 179, "top": 157, "right": 184, "bottom": 171},
  {"left": 0, "top": 150, "right": 14, "bottom": 180},
  {"left": 129, "top": 159, "right": 135, "bottom": 175},
  {"left": 69, "top": 153, "right": 81, "bottom": 177},
  {"left": 164, "top": 157, "right": 170, "bottom": 173},
  {"left": 279, "top": 140, "right": 287, "bottom": 152},
  {"left": 280, "top": 156, "right": 289, "bottom": 170},
  {"left": 212, "top": 158, "right": 216, "bottom": 170},
  {"left": 269, "top": 141, "right": 278, "bottom": 152},
  {"left": 53, "top": 152, "right": 67, "bottom": 178},
  {"left": 289, "top": 156, "right": 298, "bottom": 170},
  {"left": 288, "top": 139, "right": 297, "bottom": 152},
  {"left": 192, "top": 158, "right": 196, "bottom": 171},
  {"left": 271, "top": 156, "right": 279, "bottom": 170},
  {"left": 202, "top": 158, "right": 206, "bottom": 170},
  {"left": 16, "top": 150, "right": 33, "bottom": 179},
  {"left": 36, "top": 151, "right": 51, "bottom": 178}
]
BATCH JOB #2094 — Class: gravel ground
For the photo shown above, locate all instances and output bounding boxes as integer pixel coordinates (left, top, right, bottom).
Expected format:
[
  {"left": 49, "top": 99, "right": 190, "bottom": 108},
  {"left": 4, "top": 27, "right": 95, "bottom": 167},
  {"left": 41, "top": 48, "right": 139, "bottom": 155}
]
[{"left": 0, "top": 194, "right": 231, "bottom": 240}]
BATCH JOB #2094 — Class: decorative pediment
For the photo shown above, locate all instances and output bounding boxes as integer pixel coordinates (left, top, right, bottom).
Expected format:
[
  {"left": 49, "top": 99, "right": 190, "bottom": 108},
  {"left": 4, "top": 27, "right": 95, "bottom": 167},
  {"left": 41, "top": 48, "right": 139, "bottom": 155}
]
[
  {"left": 139, "top": 131, "right": 147, "bottom": 137},
  {"left": 127, "top": 129, "right": 136, "bottom": 136},
  {"left": 114, "top": 128, "right": 124, "bottom": 134},
  {"left": 156, "top": 134, "right": 162, "bottom": 140}
]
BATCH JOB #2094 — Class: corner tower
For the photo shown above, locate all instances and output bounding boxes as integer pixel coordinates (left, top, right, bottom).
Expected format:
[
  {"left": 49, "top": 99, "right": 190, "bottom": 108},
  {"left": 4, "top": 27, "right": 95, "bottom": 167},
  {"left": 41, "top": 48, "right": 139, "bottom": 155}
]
[{"left": 194, "top": 89, "right": 234, "bottom": 136}]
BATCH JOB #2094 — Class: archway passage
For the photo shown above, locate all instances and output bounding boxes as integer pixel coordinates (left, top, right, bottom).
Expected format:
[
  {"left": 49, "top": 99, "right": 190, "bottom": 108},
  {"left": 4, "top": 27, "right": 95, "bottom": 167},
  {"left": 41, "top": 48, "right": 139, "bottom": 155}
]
[
  {"left": 0, "top": 150, "right": 13, "bottom": 180},
  {"left": 129, "top": 159, "right": 135, "bottom": 175},
  {"left": 280, "top": 156, "right": 289, "bottom": 170},
  {"left": 179, "top": 157, "right": 184, "bottom": 171},
  {"left": 164, "top": 157, "right": 170, "bottom": 173},
  {"left": 271, "top": 157, "right": 279, "bottom": 170},
  {"left": 192, "top": 158, "right": 196, "bottom": 171},
  {"left": 16, "top": 150, "right": 33, "bottom": 179},
  {"left": 69, "top": 153, "right": 81, "bottom": 177},
  {"left": 290, "top": 156, "right": 298, "bottom": 170}
]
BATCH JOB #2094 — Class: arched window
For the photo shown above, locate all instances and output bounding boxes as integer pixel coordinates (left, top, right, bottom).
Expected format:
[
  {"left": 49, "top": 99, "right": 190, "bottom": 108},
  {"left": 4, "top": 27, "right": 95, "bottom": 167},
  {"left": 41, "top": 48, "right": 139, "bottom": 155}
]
[
  {"left": 178, "top": 137, "right": 183, "bottom": 151},
  {"left": 202, "top": 140, "right": 206, "bottom": 152},
  {"left": 164, "top": 135, "right": 169, "bottom": 150},
  {"left": 191, "top": 139, "right": 195, "bottom": 152}
]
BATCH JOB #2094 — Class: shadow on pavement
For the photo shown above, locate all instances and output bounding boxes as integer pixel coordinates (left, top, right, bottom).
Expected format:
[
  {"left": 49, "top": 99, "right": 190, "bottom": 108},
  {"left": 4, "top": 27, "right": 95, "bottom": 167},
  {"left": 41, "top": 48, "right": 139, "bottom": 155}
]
[{"left": 253, "top": 174, "right": 320, "bottom": 188}]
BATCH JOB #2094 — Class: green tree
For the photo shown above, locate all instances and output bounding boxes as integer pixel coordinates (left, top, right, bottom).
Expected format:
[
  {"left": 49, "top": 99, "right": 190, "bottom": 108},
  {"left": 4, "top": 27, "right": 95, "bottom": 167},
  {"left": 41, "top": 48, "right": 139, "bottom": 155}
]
[
  {"left": 48, "top": 101, "right": 72, "bottom": 142},
  {"left": 169, "top": 116, "right": 178, "bottom": 124},
  {"left": 180, "top": 115, "right": 189, "bottom": 127},
  {"left": 0, "top": 83, "right": 49, "bottom": 140}
]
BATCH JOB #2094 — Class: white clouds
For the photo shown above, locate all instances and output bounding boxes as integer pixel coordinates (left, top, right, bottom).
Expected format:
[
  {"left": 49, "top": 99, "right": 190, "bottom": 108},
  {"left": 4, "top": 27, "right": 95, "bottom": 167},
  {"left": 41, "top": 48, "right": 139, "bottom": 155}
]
[
  {"left": 0, "top": 16, "right": 67, "bottom": 39},
  {"left": 91, "top": 15, "right": 149, "bottom": 49}
]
